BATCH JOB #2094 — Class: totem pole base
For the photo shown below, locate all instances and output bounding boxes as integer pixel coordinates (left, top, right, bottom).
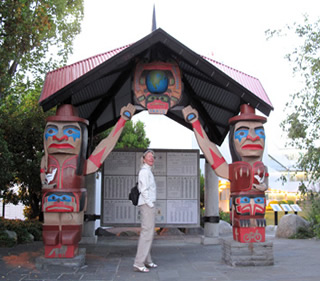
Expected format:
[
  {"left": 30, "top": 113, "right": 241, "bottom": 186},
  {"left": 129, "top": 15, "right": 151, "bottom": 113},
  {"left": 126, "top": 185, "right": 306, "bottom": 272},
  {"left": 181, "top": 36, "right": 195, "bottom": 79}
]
[
  {"left": 35, "top": 248, "right": 86, "bottom": 270},
  {"left": 221, "top": 237, "right": 274, "bottom": 267}
]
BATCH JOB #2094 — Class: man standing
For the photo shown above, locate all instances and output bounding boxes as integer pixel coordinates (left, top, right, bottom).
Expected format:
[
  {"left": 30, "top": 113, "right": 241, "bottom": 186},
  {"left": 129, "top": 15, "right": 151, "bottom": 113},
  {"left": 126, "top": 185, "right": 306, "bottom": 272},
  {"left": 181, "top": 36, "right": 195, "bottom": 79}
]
[{"left": 133, "top": 149, "right": 158, "bottom": 272}]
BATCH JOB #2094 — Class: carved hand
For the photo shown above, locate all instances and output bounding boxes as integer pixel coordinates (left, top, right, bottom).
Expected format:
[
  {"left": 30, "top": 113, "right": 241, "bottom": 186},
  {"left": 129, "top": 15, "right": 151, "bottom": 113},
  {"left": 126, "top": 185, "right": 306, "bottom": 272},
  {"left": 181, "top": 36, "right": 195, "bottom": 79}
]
[
  {"left": 42, "top": 183, "right": 57, "bottom": 189},
  {"left": 121, "top": 103, "right": 136, "bottom": 120},
  {"left": 253, "top": 183, "right": 268, "bottom": 192},
  {"left": 182, "top": 105, "right": 198, "bottom": 123}
]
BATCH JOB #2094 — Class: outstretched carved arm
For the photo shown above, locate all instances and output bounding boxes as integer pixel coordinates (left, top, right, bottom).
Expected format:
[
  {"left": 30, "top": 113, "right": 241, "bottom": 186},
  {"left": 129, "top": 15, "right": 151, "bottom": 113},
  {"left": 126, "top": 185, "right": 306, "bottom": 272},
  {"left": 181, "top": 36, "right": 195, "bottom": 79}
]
[
  {"left": 182, "top": 105, "right": 229, "bottom": 179},
  {"left": 86, "top": 103, "right": 136, "bottom": 175}
]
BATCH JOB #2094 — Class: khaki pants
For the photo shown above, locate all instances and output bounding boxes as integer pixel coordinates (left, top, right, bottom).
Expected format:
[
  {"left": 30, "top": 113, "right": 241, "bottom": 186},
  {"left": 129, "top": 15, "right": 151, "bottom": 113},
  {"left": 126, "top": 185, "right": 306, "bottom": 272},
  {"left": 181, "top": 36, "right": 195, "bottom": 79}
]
[{"left": 134, "top": 204, "right": 155, "bottom": 266}]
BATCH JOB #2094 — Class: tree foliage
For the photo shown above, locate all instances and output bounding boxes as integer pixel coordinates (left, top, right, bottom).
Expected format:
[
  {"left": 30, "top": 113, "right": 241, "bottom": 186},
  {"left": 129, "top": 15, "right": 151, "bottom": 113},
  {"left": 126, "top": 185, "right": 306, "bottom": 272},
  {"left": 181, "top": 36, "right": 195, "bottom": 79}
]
[
  {"left": 0, "top": 0, "right": 84, "bottom": 218},
  {"left": 93, "top": 120, "right": 151, "bottom": 150},
  {"left": 266, "top": 15, "right": 320, "bottom": 187},
  {"left": 200, "top": 171, "right": 204, "bottom": 208},
  {"left": 0, "top": 128, "right": 14, "bottom": 200},
  {"left": 0, "top": 0, "right": 84, "bottom": 98},
  {"left": 0, "top": 84, "right": 54, "bottom": 218},
  {"left": 116, "top": 120, "right": 151, "bottom": 149},
  {"left": 267, "top": 16, "right": 320, "bottom": 239}
]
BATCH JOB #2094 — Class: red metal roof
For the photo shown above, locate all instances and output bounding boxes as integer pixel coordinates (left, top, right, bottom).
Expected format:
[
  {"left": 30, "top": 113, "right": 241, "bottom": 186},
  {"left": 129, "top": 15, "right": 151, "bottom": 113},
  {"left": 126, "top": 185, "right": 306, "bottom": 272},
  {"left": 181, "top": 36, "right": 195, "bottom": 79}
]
[
  {"left": 204, "top": 56, "right": 272, "bottom": 108},
  {"left": 39, "top": 45, "right": 130, "bottom": 104},
  {"left": 39, "top": 46, "right": 272, "bottom": 108}
]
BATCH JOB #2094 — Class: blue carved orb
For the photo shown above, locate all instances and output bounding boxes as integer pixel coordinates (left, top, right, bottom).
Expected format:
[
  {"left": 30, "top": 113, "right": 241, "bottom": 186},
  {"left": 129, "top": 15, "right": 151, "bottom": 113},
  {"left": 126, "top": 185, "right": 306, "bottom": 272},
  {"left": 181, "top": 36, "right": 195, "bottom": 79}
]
[{"left": 146, "top": 70, "right": 168, "bottom": 93}]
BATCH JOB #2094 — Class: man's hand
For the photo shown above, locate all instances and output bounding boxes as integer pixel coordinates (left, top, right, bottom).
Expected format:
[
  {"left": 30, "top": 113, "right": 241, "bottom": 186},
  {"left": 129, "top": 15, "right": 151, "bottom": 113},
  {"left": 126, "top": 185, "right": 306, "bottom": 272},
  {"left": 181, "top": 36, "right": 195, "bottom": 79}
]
[
  {"left": 121, "top": 103, "right": 136, "bottom": 120},
  {"left": 182, "top": 106, "right": 198, "bottom": 123}
]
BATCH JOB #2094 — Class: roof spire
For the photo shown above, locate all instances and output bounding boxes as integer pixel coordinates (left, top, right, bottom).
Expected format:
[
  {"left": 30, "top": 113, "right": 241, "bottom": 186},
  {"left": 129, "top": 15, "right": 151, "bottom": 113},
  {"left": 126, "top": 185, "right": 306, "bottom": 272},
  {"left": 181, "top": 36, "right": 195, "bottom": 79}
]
[{"left": 152, "top": 4, "right": 157, "bottom": 32}]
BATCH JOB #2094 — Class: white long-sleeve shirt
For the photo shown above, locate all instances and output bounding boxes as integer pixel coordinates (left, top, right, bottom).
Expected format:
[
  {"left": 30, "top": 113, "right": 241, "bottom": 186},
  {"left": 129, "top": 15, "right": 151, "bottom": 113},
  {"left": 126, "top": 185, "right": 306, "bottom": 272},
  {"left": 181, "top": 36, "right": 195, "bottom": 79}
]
[{"left": 137, "top": 163, "right": 156, "bottom": 207}]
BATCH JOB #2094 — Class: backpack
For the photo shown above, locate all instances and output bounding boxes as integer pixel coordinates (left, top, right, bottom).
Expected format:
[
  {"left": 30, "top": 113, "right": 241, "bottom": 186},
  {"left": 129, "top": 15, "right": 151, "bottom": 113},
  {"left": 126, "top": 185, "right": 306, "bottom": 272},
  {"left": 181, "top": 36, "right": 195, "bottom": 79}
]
[{"left": 128, "top": 182, "right": 140, "bottom": 206}]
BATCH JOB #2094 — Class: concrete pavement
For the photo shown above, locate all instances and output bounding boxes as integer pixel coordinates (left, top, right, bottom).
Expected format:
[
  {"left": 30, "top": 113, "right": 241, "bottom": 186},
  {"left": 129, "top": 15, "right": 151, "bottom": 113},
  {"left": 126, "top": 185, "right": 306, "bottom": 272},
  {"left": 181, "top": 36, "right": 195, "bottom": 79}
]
[{"left": 0, "top": 230, "right": 319, "bottom": 281}]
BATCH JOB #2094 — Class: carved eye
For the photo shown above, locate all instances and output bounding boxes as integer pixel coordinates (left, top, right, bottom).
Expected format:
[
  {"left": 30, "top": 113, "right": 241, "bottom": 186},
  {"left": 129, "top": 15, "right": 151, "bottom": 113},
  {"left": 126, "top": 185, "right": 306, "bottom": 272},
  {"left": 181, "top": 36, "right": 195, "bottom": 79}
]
[
  {"left": 45, "top": 127, "right": 58, "bottom": 139},
  {"left": 254, "top": 197, "right": 264, "bottom": 204},
  {"left": 235, "top": 129, "right": 249, "bottom": 142},
  {"left": 147, "top": 96, "right": 156, "bottom": 102},
  {"left": 63, "top": 127, "right": 80, "bottom": 140},
  {"left": 255, "top": 128, "right": 265, "bottom": 139},
  {"left": 159, "top": 96, "right": 169, "bottom": 102},
  {"left": 47, "top": 128, "right": 55, "bottom": 134},
  {"left": 240, "top": 197, "right": 250, "bottom": 203}
]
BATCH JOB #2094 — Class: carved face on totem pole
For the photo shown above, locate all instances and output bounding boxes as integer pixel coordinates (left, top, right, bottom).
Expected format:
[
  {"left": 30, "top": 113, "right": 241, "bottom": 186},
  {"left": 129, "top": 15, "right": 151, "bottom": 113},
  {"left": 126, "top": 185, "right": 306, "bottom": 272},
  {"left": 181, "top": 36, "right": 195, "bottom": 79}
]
[
  {"left": 44, "top": 122, "right": 82, "bottom": 156},
  {"left": 44, "top": 104, "right": 88, "bottom": 159},
  {"left": 229, "top": 104, "right": 266, "bottom": 163},
  {"left": 233, "top": 121, "right": 265, "bottom": 160},
  {"left": 228, "top": 104, "right": 268, "bottom": 243},
  {"left": 133, "top": 61, "right": 182, "bottom": 114}
]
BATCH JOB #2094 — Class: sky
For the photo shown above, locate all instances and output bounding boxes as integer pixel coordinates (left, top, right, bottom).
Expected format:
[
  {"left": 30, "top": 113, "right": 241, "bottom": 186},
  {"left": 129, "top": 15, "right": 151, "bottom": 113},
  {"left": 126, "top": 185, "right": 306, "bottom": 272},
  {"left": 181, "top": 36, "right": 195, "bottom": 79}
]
[{"left": 67, "top": 0, "right": 320, "bottom": 161}]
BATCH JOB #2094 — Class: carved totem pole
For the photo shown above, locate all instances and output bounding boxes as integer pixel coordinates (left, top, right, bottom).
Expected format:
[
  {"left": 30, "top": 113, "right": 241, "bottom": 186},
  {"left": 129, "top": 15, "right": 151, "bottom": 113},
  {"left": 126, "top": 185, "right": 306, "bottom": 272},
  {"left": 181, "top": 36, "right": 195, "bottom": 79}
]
[
  {"left": 40, "top": 103, "right": 135, "bottom": 258},
  {"left": 183, "top": 104, "right": 268, "bottom": 243}
]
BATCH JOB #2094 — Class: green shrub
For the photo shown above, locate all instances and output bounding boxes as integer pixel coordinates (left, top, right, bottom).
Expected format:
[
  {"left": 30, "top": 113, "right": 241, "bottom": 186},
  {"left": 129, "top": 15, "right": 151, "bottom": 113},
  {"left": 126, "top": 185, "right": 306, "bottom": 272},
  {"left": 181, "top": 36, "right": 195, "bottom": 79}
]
[
  {"left": 293, "top": 192, "right": 320, "bottom": 239},
  {"left": 23, "top": 219, "right": 43, "bottom": 241},
  {"left": 4, "top": 220, "right": 31, "bottom": 243},
  {"left": 0, "top": 218, "right": 42, "bottom": 245},
  {"left": 0, "top": 231, "right": 17, "bottom": 247},
  {"left": 219, "top": 209, "right": 231, "bottom": 224},
  {"left": 289, "top": 226, "right": 315, "bottom": 239},
  {"left": 0, "top": 218, "right": 5, "bottom": 231},
  {"left": 307, "top": 194, "right": 320, "bottom": 238}
]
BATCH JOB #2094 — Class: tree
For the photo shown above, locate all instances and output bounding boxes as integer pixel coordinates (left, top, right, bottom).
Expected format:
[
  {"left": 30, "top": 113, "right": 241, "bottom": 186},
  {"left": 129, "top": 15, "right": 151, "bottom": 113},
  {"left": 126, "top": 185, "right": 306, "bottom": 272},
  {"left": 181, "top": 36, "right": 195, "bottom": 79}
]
[
  {"left": 0, "top": 0, "right": 84, "bottom": 99},
  {"left": 200, "top": 171, "right": 204, "bottom": 208},
  {"left": 266, "top": 15, "right": 320, "bottom": 187},
  {"left": 116, "top": 120, "right": 151, "bottom": 149},
  {"left": 0, "top": 130, "right": 13, "bottom": 189},
  {"left": 0, "top": 127, "right": 14, "bottom": 217},
  {"left": 93, "top": 120, "right": 151, "bottom": 149},
  {"left": 0, "top": 84, "right": 54, "bottom": 219},
  {"left": 0, "top": 0, "right": 84, "bottom": 219},
  {"left": 267, "top": 15, "right": 320, "bottom": 238}
]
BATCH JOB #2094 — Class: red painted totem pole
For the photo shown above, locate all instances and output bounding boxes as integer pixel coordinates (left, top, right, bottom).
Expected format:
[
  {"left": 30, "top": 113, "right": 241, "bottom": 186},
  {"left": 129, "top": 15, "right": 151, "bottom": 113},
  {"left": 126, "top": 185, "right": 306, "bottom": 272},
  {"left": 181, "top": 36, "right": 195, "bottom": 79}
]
[
  {"left": 40, "top": 103, "right": 135, "bottom": 258},
  {"left": 183, "top": 104, "right": 268, "bottom": 243}
]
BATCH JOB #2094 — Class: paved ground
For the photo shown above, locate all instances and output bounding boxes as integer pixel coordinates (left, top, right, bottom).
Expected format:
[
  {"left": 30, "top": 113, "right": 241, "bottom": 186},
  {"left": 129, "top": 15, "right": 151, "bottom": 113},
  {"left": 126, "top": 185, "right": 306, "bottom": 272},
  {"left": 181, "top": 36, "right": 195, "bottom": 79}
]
[{"left": 0, "top": 230, "right": 319, "bottom": 281}]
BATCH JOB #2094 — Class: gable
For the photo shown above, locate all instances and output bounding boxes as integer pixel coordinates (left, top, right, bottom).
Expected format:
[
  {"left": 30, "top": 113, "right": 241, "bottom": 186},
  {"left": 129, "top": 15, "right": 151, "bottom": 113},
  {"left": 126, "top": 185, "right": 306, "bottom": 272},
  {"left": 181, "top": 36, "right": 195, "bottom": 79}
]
[{"left": 39, "top": 28, "right": 273, "bottom": 145}]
